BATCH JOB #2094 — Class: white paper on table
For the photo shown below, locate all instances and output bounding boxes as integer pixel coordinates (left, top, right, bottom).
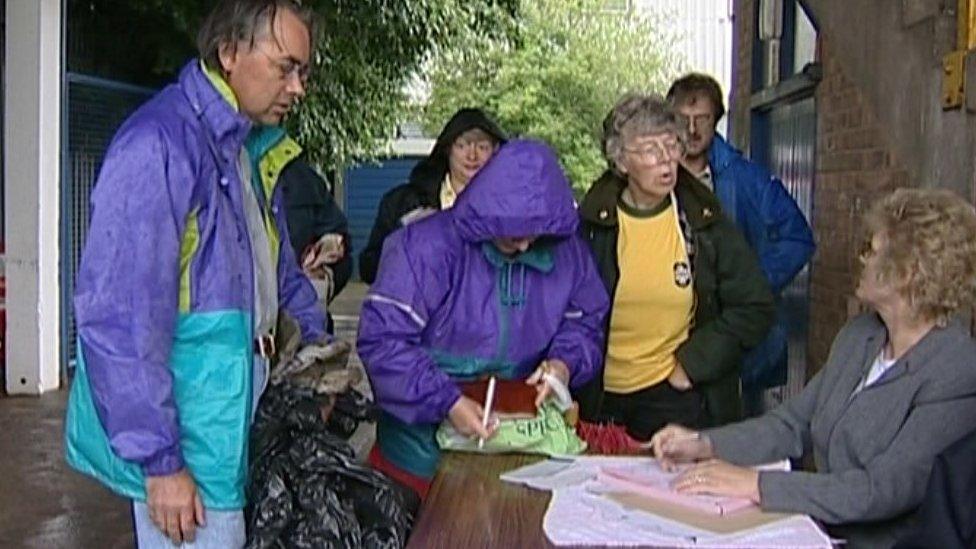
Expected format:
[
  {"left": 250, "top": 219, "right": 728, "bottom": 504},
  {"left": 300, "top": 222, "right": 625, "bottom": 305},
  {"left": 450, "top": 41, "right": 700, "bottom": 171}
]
[
  {"left": 593, "top": 459, "right": 791, "bottom": 516},
  {"left": 499, "top": 458, "right": 595, "bottom": 490},
  {"left": 500, "top": 455, "right": 656, "bottom": 491},
  {"left": 500, "top": 456, "right": 789, "bottom": 493},
  {"left": 543, "top": 484, "right": 834, "bottom": 548}
]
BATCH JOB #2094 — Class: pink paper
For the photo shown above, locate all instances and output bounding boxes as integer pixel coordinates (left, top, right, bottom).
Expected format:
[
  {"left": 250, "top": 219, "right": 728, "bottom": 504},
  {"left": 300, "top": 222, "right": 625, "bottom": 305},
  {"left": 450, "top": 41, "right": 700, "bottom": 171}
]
[{"left": 598, "top": 465, "right": 757, "bottom": 516}]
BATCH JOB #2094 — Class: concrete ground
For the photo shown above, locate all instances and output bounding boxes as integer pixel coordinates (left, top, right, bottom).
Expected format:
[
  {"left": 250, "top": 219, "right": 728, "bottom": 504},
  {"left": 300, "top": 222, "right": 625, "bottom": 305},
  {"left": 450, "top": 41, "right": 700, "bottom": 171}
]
[
  {"left": 0, "top": 282, "right": 370, "bottom": 548},
  {"left": 0, "top": 390, "right": 133, "bottom": 548}
]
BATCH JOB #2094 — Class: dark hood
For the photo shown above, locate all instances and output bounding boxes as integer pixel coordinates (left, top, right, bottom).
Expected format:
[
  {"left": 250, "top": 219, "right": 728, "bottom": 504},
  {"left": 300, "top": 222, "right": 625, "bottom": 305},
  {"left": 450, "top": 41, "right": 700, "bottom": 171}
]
[
  {"left": 452, "top": 139, "right": 579, "bottom": 242},
  {"left": 408, "top": 108, "right": 508, "bottom": 189}
]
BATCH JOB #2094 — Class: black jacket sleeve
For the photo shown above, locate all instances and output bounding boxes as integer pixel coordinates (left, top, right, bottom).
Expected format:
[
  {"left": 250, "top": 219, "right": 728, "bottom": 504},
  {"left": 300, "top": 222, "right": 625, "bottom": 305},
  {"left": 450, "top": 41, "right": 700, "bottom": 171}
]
[
  {"left": 280, "top": 159, "right": 352, "bottom": 296},
  {"left": 677, "top": 217, "right": 775, "bottom": 384},
  {"left": 358, "top": 189, "right": 403, "bottom": 284}
]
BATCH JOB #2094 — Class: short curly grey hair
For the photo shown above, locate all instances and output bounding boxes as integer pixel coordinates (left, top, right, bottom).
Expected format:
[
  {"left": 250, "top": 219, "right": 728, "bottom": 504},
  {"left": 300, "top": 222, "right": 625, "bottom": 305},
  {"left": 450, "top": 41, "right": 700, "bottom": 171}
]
[{"left": 602, "top": 93, "right": 685, "bottom": 175}]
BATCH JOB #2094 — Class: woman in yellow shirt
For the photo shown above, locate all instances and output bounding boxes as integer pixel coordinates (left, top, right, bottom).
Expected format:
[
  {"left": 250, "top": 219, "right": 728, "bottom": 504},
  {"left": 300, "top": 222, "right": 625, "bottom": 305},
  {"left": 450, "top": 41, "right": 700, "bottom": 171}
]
[{"left": 576, "top": 94, "right": 774, "bottom": 440}]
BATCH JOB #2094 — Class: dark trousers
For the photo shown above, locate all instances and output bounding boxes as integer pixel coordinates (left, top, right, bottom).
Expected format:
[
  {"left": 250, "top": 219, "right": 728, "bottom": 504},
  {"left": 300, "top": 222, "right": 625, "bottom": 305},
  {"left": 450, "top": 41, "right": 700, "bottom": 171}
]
[{"left": 597, "top": 381, "right": 704, "bottom": 441}]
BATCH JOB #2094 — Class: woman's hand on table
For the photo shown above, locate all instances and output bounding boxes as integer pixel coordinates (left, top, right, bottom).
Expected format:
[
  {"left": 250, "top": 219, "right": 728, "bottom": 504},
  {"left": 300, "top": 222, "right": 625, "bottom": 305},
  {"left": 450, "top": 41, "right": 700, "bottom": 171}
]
[
  {"left": 448, "top": 395, "right": 497, "bottom": 439},
  {"left": 527, "top": 359, "right": 571, "bottom": 408},
  {"left": 650, "top": 424, "right": 714, "bottom": 471},
  {"left": 672, "top": 459, "right": 761, "bottom": 504}
]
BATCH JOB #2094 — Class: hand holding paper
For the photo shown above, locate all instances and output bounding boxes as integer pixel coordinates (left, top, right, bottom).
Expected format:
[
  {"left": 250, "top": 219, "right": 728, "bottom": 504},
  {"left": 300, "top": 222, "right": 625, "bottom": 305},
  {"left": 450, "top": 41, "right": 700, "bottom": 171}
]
[{"left": 528, "top": 359, "right": 571, "bottom": 409}]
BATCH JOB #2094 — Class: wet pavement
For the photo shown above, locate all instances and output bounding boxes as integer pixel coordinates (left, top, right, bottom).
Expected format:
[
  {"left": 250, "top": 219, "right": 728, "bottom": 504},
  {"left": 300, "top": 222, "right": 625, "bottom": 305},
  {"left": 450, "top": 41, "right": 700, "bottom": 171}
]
[
  {"left": 0, "top": 391, "right": 133, "bottom": 548},
  {"left": 0, "top": 283, "right": 370, "bottom": 548}
]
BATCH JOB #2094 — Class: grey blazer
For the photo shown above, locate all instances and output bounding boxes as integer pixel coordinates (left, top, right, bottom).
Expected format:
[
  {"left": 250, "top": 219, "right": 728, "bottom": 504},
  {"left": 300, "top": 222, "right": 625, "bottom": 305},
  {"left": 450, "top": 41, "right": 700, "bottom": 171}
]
[{"left": 706, "top": 313, "right": 976, "bottom": 548}]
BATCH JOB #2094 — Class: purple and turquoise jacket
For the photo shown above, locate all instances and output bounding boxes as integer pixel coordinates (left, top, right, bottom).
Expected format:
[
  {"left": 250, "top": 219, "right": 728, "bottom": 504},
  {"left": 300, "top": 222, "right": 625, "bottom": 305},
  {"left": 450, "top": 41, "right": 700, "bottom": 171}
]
[
  {"left": 65, "top": 61, "right": 325, "bottom": 510},
  {"left": 356, "top": 140, "right": 609, "bottom": 478}
]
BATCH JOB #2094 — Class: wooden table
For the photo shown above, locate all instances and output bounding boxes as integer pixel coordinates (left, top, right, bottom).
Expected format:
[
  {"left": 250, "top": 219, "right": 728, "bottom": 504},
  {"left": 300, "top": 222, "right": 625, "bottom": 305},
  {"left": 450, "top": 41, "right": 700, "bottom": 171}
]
[
  {"left": 406, "top": 452, "right": 557, "bottom": 548},
  {"left": 405, "top": 453, "right": 829, "bottom": 549}
]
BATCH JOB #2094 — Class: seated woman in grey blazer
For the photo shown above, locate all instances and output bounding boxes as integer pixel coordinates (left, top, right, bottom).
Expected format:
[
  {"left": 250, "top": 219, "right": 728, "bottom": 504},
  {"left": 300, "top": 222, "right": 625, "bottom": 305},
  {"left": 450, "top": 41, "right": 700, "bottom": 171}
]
[{"left": 650, "top": 188, "right": 976, "bottom": 548}]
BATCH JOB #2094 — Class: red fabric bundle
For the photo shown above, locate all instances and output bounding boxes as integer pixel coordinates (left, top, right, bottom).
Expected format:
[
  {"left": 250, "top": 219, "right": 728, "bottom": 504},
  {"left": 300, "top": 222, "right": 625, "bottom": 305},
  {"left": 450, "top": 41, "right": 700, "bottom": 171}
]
[{"left": 575, "top": 420, "right": 647, "bottom": 455}]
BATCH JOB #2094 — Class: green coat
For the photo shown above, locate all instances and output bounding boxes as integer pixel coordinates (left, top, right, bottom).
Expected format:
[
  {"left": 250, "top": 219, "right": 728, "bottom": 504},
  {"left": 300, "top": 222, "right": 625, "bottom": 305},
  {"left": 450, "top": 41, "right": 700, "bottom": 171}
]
[{"left": 577, "top": 168, "right": 774, "bottom": 427}]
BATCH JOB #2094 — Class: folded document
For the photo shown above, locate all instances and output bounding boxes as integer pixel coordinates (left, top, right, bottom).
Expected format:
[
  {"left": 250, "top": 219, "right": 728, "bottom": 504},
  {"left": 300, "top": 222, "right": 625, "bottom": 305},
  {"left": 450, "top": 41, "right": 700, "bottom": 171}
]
[{"left": 597, "top": 463, "right": 757, "bottom": 515}]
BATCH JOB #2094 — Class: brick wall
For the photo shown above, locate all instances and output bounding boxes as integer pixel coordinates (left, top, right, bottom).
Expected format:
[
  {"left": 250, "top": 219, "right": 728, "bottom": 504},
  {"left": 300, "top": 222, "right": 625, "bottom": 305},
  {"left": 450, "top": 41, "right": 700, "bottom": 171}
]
[
  {"left": 729, "top": 0, "right": 754, "bottom": 150},
  {"left": 807, "top": 41, "right": 911, "bottom": 372},
  {"left": 730, "top": 1, "right": 911, "bottom": 376}
]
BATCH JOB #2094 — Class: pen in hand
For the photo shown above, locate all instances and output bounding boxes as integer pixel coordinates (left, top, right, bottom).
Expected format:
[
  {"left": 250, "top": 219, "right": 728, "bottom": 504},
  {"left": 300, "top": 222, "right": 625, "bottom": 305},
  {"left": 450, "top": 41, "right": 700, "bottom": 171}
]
[{"left": 479, "top": 376, "right": 497, "bottom": 449}]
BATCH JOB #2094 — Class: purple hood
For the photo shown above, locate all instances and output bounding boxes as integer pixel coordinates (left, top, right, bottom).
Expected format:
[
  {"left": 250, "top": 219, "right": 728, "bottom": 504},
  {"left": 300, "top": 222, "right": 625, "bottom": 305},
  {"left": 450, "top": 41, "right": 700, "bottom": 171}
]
[{"left": 452, "top": 140, "right": 579, "bottom": 242}]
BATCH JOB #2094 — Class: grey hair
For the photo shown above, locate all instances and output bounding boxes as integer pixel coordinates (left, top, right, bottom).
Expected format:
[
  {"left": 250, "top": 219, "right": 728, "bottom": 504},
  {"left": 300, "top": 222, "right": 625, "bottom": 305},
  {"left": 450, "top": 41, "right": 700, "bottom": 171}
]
[
  {"left": 602, "top": 93, "right": 685, "bottom": 174},
  {"left": 197, "top": 0, "right": 316, "bottom": 71}
]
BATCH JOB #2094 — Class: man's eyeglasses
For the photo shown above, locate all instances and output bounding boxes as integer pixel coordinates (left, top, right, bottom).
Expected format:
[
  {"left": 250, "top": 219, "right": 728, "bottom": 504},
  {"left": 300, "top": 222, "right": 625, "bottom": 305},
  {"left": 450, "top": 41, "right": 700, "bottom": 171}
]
[
  {"left": 256, "top": 45, "right": 310, "bottom": 84},
  {"left": 622, "top": 139, "right": 684, "bottom": 165},
  {"left": 675, "top": 113, "right": 715, "bottom": 129}
]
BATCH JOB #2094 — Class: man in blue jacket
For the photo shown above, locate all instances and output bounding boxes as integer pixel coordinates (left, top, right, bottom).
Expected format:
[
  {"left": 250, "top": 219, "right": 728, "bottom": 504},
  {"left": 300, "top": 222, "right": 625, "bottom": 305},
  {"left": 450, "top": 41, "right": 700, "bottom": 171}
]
[
  {"left": 65, "top": 1, "right": 325, "bottom": 547},
  {"left": 667, "top": 73, "right": 815, "bottom": 416}
]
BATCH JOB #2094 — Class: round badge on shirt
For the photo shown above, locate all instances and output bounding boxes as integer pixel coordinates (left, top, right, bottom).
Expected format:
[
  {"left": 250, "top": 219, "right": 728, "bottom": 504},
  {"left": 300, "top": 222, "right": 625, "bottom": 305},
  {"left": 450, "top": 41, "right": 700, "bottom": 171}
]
[{"left": 673, "top": 261, "right": 692, "bottom": 288}]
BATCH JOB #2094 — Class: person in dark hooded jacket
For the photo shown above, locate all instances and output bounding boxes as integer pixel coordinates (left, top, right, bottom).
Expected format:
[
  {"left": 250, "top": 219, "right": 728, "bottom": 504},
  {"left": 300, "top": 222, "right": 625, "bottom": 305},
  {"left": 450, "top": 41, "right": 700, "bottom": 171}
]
[
  {"left": 357, "top": 140, "right": 609, "bottom": 499},
  {"left": 358, "top": 108, "right": 507, "bottom": 283}
]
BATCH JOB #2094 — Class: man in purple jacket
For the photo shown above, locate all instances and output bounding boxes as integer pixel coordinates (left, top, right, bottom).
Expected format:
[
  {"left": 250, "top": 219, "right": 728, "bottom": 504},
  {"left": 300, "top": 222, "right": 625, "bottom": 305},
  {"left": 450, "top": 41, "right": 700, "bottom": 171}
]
[
  {"left": 65, "top": 2, "right": 325, "bottom": 547},
  {"left": 356, "top": 139, "right": 610, "bottom": 500}
]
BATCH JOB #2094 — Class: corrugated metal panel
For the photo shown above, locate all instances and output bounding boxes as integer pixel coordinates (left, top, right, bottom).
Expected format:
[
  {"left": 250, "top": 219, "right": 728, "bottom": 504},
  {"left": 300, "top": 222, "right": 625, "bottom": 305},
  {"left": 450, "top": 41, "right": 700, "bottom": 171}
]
[
  {"left": 766, "top": 96, "right": 816, "bottom": 400},
  {"left": 343, "top": 158, "right": 422, "bottom": 279},
  {"left": 636, "top": 0, "right": 734, "bottom": 133}
]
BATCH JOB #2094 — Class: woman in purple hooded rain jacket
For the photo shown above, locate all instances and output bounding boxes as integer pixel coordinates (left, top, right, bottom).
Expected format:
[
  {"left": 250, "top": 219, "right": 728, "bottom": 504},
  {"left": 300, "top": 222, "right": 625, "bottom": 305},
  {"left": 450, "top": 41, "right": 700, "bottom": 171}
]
[{"left": 356, "top": 139, "right": 609, "bottom": 500}]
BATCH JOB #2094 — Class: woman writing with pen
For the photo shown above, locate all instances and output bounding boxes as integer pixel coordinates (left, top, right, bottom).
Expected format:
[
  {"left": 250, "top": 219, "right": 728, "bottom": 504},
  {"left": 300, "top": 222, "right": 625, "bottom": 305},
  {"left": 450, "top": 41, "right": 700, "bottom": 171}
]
[
  {"left": 356, "top": 140, "right": 609, "bottom": 506},
  {"left": 652, "top": 188, "right": 976, "bottom": 548}
]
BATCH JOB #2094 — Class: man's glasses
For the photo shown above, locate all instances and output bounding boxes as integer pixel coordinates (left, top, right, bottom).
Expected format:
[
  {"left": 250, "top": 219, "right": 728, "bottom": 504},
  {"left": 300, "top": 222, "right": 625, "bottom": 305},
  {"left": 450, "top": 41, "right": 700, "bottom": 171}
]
[
  {"left": 675, "top": 113, "right": 715, "bottom": 130},
  {"left": 256, "top": 45, "right": 310, "bottom": 84}
]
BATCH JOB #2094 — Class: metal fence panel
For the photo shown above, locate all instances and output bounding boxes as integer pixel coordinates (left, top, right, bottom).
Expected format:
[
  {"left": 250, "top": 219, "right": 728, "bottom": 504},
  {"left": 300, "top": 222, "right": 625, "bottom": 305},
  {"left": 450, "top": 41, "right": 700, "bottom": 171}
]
[{"left": 61, "top": 73, "right": 154, "bottom": 370}]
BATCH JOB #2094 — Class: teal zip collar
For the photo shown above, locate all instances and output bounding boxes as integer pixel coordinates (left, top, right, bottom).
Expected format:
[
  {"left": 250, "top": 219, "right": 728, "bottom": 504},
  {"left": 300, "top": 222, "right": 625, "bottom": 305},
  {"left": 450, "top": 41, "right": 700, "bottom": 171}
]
[
  {"left": 244, "top": 125, "right": 287, "bottom": 206},
  {"left": 481, "top": 241, "right": 555, "bottom": 272},
  {"left": 482, "top": 241, "right": 554, "bottom": 308}
]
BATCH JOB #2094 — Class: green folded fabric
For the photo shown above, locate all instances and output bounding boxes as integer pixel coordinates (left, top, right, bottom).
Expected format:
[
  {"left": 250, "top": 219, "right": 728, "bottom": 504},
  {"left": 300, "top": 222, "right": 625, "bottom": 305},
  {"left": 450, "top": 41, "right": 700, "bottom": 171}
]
[{"left": 436, "top": 401, "right": 586, "bottom": 456}]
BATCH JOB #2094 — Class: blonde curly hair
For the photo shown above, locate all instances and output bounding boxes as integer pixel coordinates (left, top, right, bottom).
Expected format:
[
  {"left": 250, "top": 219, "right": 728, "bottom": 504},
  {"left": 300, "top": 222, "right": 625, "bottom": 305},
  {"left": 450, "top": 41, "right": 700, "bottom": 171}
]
[{"left": 862, "top": 188, "right": 976, "bottom": 324}]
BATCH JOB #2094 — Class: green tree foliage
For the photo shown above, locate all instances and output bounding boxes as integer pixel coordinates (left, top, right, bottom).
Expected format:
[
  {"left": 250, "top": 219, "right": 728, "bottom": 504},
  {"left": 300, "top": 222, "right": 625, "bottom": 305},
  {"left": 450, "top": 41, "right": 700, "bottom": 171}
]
[
  {"left": 68, "top": 0, "right": 516, "bottom": 172},
  {"left": 423, "top": 0, "right": 685, "bottom": 193},
  {"left": 293, "top": 0, "right": 518, "bottom": 172}
]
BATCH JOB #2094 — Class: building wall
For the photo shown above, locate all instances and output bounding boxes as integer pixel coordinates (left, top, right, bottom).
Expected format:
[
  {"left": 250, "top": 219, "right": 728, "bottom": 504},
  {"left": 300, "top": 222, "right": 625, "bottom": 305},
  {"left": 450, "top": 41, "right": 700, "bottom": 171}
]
[
  {"left": 638, "top": 0, "right": 734, "bottom": 133},
  {"left": 729, "top": 0, "right": 755, "bottom": 149},
  {"left": 802, "top": 0, "right": 972, "bottom": 200},
  {"left": 808, "top": 41, "right": 910, "bottom": 371},
  {"left": 730, "top": 0, "right": 912, "bottom": 375}
]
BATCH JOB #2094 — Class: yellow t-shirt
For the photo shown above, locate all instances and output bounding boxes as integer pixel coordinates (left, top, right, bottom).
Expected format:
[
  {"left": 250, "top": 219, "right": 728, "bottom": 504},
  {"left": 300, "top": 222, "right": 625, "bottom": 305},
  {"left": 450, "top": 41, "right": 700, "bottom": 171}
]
[{"left": 604, "top": 195, "right": 695, "bottom": 394}]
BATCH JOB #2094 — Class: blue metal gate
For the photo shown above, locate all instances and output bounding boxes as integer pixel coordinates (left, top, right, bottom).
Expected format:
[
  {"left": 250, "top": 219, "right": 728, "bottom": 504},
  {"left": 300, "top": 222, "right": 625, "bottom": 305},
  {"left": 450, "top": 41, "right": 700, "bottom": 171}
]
[
  {"left": 343, "top": 157, "right": 422, "bottom": 279},
  {"left": 758, "top": 96, "right": 817, "bottom": 399},
  {"left": 60, "top": 73, "right": 154, "bottom": 371}
]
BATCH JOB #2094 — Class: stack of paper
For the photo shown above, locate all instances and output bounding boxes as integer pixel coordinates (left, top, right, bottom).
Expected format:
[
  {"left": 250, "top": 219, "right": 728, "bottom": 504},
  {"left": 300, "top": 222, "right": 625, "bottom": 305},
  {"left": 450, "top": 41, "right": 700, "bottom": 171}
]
[
  {"left": 500, "top": 457, "right": 833, "bottom": 548},
  {"left": 544, "top": 485, "right": 834, "bottom": 548}
]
